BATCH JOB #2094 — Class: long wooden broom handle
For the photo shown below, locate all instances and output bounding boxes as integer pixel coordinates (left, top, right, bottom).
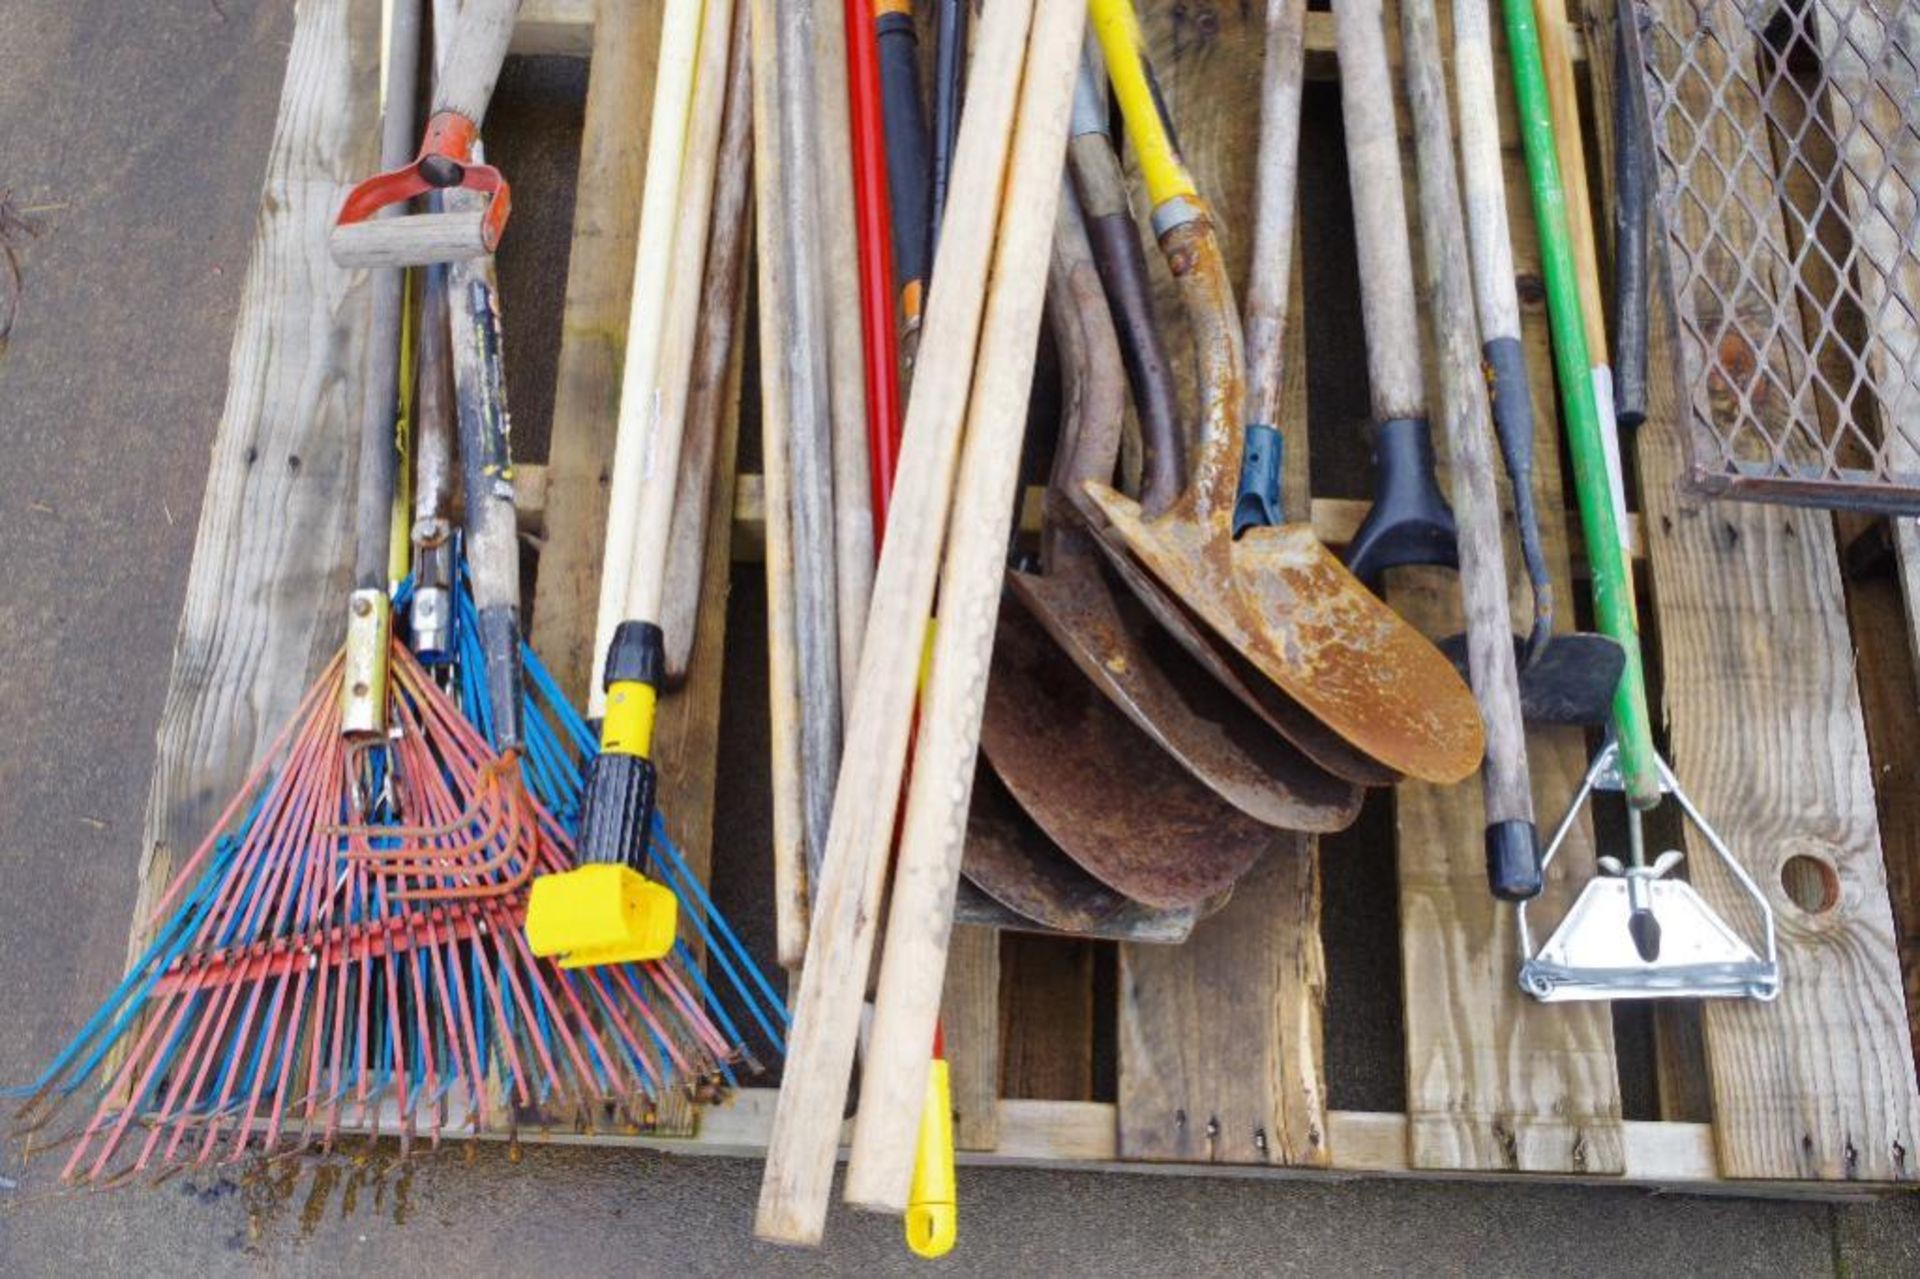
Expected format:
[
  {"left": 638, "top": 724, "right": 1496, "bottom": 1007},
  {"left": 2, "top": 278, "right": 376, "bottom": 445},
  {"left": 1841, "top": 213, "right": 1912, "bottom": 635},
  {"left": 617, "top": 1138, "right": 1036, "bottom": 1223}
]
[
  {"left": 586, "top": 0, "right": 706, "bottom": 712},
  {"left": 754, "top": 0, "right": 1040, "bottom": 1244},
  {"left": 845, "top": 0, "right": 1089, "bottom": 1215},
  {"left": 1333, "top": 0, "right": 1426, "bottom": 424},
  {"left": 618, "top": 0, "right": 736, "bottom": 631}
]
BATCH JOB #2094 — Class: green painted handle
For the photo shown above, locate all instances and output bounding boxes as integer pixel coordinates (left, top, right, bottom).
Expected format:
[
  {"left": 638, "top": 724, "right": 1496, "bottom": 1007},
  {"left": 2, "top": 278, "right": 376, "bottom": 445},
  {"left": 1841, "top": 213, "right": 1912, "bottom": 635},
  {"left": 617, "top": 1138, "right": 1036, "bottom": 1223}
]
[{"left": 1500, "top": 0, "right": 1660, "bottom": 807}]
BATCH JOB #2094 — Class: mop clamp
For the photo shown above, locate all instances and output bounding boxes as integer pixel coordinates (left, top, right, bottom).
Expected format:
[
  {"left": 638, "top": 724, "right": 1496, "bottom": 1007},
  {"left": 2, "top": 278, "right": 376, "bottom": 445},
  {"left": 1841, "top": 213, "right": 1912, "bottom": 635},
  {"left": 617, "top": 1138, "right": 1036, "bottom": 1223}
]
[
  {"left": 527, "top": 622, "right": 678, "bottom": 968},
  {"left": 331, "top": 112, "right": 513, "bottom": 269},
  {"left": 1516, "top": 741, "right": 1780, "bottom": 1003}
]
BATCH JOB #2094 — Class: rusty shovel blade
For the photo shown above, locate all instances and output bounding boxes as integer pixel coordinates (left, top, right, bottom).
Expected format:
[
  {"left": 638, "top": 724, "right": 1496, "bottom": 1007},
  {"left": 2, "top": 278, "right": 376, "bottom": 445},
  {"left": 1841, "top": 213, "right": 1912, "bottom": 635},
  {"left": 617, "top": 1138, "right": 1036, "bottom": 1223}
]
[
  {"left": 959, "top": 764, "right": 1222, "bottom": 942},
  {"left": 980, "top": 602, "right": 1279, "bottom": 909},
  {"left": 1010, "top": 523, "right": 1362, "bottom": 831},
  {"left": 1087, "top": 487, "right": 1485, "bottom": 785}
]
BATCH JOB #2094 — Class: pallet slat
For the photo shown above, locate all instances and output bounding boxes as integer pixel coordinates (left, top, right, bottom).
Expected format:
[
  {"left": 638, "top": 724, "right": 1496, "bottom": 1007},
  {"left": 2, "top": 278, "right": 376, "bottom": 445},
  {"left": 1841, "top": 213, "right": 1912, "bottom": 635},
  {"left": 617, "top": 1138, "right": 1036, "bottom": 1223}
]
[
  {"left": 1110, "top": 0, "right": 1330, "bottom": 1170},
  {"left": 130, "top": 0, "right": 377, "bottom": 968},
  {"left": 1607, "top": 0, "right": 1920, "bottom": 1183}
]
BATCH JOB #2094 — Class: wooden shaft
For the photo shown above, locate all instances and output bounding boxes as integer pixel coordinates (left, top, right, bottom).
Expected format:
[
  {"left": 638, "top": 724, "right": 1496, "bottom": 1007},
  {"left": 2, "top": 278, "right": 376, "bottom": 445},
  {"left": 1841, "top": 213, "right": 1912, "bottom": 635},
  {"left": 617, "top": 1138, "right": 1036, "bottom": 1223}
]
[
  {"left": 750, "top": 0, "right": 810, "bottom": 968},
  {"left": 816, "top": 0, "right": 878, "bottom": 720},
  {"left": 411, "top": 262, "right": 456, "bottom": 547},
  {"left": 1534, "top": 0, "right": 1607, "bottom": 362},
  {"left": 844, "top": 0, "right": 1087, "bottom": 1200},
  {"left": 586, "top": 0, "right": 705, "bottom": 712},
  {"left": 616, "top": 0, "right": 734, "bottom": 631},
  {"left": 661, "top": 0, "right": 755, "bottom": 684},
  {"left": 1400, "top": 0, "right": 1533, "bottom": 830},
  {"left": 753, "top": 0, "right": 1038, "bottom": 1243},
  {"left": 1452, "top": 0, "right": 1525, "bottom": 346},
  {"left": 329, "top": 212, "right": 491, "bottom": 271},
  {"left": 778, "top": 0, "right": 846, "bottom": 884},
  {"left": 353, "top": 0, "right": 423, "bottom": 591},
  {"left": 432, "top": 0, "right": 521, "bottom": 122},
  {"left": 1333, "top": 0, "right": 1425, "bottom": 421},
  {"left": 1243, "top": 0, "right": 1308, "bottom": 429}
]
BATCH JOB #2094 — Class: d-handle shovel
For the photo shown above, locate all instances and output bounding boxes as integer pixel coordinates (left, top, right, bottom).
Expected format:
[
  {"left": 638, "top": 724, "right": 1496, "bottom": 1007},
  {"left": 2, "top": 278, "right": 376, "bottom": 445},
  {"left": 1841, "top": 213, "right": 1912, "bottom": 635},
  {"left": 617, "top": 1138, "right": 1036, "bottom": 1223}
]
[
  {"left": 332, "top": 0, "right": 522, "bottom": 269},
  {"left": 1333, "top": 0, "right": 1458, "bottom": 584},
  {"left": 1502, "top": 0, "right": 1776, "bottom": 1000},
  {"left": 1434, "top": 0, "right": 1624, "bottom": 733}
]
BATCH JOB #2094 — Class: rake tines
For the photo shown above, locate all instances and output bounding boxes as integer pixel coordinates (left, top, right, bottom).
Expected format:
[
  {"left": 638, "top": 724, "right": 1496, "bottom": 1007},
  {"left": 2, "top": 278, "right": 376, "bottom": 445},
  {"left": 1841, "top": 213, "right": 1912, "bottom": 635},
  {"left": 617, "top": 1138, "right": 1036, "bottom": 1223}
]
[{"left": 12, "top": 629, "right": 781, "bottom": 1186}]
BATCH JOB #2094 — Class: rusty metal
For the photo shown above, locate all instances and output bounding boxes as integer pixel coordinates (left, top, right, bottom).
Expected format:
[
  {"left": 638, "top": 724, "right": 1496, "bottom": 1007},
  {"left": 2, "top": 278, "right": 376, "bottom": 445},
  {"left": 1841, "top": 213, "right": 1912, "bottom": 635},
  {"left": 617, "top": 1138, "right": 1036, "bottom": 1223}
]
[
  {"left": 958, "top": 766, "right": 1219, "bottom": 943},
  {"left": 1632, "top": 0, "right": 1920, "bottom": 511},
  {"left": 973, "top": 192, "right": 1340, "bottom": 915},
  {"left": 981, "top": 605, "right": 1277, "bottom": 910},
  {"left": 1084, "top": 213, "right": 1485, "bottom": 786}
]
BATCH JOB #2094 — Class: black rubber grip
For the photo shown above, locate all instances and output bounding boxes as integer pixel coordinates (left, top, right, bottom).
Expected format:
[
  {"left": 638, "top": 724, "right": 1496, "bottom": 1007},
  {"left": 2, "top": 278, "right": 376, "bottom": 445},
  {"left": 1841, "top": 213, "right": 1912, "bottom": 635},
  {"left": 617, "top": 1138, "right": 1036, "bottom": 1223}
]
[
  {"left": 1612, "top": 2, "right": 1651, "bottom": 430},
  {"left": 1345, "top": 416, "right": 1459, "bottom": 583},
  {"left": 1233, "top": 423, "right": 1284, "bottom": 539},
  {"left": 575, "top": 752, "right": 658, "bottom": 872},
  {"left": 876, "top": 12, "right": 932, "bottom": 297},
  {"left": 603, "top": 620, "right": 665, "bottom": 689},
  {"left": 1485, "top": 819, "right": 1543, "bottom": 902}
]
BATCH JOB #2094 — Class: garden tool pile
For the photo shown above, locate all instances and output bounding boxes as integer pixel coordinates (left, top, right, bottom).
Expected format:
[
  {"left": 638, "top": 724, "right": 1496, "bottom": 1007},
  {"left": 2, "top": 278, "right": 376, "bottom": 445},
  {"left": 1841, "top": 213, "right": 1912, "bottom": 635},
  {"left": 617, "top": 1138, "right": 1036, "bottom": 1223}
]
[{"left": 17, "top": 0, "right": 1813, "bottom": 1258}]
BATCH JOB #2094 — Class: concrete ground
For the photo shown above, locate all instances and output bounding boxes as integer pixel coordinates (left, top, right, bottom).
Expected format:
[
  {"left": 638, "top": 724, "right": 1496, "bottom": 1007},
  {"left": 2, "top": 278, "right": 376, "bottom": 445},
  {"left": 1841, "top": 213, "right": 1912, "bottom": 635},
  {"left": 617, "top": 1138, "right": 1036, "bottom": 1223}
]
[{"left": 1, "top": 2, "right": 1915, "bottom": 1274}]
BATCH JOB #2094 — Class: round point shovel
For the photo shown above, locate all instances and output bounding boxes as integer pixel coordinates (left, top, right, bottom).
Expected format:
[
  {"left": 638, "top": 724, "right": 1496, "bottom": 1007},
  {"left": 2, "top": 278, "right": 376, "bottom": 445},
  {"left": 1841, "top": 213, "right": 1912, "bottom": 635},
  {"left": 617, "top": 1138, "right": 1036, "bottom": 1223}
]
[{"left": 1080, "top": 0, "right": 1484, "bottom": 787}]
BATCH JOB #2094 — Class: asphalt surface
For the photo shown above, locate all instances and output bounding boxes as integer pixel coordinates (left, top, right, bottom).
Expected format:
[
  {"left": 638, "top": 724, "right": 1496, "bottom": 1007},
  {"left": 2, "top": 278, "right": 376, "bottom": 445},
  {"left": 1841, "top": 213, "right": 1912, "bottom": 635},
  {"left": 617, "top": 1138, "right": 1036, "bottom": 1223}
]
[{"left": 1, "top": 2, "right": 1916, "bottom": 1274}]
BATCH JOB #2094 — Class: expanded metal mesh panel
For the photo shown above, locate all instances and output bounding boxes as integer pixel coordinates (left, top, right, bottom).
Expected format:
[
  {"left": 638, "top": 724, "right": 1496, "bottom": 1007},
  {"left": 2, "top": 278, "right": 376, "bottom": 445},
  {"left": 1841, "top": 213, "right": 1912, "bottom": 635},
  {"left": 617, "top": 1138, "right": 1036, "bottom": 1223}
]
[{"left": 1636, "top": 0, "right": 1920, "bottom": 511}]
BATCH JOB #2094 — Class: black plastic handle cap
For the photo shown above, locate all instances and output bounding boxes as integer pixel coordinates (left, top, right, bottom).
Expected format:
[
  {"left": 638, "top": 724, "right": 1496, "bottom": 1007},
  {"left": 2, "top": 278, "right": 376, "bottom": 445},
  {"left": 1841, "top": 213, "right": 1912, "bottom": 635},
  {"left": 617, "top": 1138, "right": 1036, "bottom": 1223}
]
[
  {"left": 1233, "top": 423, "right": 1285, "bottom": 538},
  {"left": 1485, "top": 819, "right": 1543, "bottom": 902}
]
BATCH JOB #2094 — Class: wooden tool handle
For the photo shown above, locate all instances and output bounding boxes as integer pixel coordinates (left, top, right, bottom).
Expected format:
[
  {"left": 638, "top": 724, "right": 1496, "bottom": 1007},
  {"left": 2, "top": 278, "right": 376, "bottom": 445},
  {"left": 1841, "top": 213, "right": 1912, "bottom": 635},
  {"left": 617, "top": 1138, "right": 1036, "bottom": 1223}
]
[
  {"left": 816, "top": 0, "right": 875, "bottom": 726},
  {"left": 754, "top": 0, "right": 1040, "bottom": 1244},
  {"left": 1451, "top": 0, "right": 1523, "bottom": 348},
  {"left": 1400, "top": 0, "right": 1535, "bottom": 845},
  {"left": 432, "top": 0, "right": 521, "bottom": 123},
  {"left": 587, "top": 0, "right": 707, "bottom": 711},
  {"left": 661, "top": 0, "right": 755, "bottom": 683},
  {"left": 626, "top": 0, "right": 737, "bottom": 667},
  {"left": 780, "top": 0, "right": 848, "bottom": 878},
  {"left": 330, "top": 211, "right": 491, "bottom": 271},
  {"left": 750, "top": 0, "right": 810, "bottom": 968},
  {"left": 1242, "top": 0, "right": 1308, "bottom": 432},
  {"left": 1333, "top": 0, "right": 1426, "bottom": 421},
  {"left": 844, "top": 0, "right": 1088, "bottom": 1212}
]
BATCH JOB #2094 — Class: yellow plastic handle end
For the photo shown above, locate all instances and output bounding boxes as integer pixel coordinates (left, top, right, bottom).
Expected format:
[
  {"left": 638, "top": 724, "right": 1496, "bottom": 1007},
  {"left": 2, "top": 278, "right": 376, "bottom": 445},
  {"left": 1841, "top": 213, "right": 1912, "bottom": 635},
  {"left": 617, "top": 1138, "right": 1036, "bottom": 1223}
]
[
  {"left": 1087, "top": 0, "right": 1197, "bottom": 211},
  {"left": 905, "top": 1060, "right": 957, "bottom": 1259}
]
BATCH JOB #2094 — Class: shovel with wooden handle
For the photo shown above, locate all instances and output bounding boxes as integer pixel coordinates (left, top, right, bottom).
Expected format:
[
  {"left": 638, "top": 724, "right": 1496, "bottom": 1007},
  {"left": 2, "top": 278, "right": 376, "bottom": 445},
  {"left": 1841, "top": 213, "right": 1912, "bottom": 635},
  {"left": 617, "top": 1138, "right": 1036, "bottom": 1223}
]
[
  {"left": 332, "top": 0, "right": 521, "bottom": 268},
  {"left": 1331, "top": 0, "right": 1459, "bottom": 584},
  {"left": 1080, "top": 0, "right": 1483, "bottom": 787},
  {"left": 1434, "top": 0, "right": 1625, "bottom": 732}
]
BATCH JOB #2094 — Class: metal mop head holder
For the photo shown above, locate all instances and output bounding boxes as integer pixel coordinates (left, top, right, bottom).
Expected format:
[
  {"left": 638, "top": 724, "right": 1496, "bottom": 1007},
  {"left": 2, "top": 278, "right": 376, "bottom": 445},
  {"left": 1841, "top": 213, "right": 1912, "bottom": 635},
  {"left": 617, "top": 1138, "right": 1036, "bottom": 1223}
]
[{"left": 1517, "top": 740, "right": 1779, "bottom": 1002}]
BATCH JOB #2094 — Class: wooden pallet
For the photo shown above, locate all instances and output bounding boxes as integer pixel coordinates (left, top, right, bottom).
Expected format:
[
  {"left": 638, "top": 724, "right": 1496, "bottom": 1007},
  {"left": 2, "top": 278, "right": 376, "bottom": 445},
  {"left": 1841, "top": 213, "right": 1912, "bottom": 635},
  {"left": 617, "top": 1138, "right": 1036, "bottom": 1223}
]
[{"left": 129, "top": 0, "right": 1920, "bottom": 1200}]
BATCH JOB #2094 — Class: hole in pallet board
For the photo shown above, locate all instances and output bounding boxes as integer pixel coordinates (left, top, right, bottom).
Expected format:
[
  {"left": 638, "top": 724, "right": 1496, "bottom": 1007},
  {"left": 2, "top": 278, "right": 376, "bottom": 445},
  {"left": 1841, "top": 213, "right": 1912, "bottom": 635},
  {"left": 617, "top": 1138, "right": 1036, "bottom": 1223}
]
[{"left": 1780, "top": 852, "right": 1840, "bottom": 915}]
